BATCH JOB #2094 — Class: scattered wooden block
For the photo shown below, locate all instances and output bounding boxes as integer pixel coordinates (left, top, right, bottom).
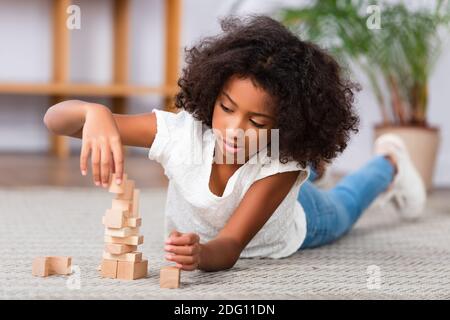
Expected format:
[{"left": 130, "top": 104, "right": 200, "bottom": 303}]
[
  {"left": 32, "top": 257, "right": 50, "bottom": 277},
  {"left": 111, "top": 199, "right": 132, "bottom": 216},
  {"left": 104, "top": 227, "right": 140, "bottom": 238},
  {"left": 160, "top": 266, "right": 181, "bottom": 289},
  {"left": 104, "top": 235, "right": 144, "bottom": 246},
  {"left": 102, "top": 209, "right": 126, "bottom": 228},
  {"left": 100, "top": 259, "right": 118, "bottom": 278},
  {"left": 116, "top": 260, "right": 148, "bottom": 280},
  {"left": 103, "top": 251, "right": 142, "bottom": 262},
  {"left": 48, "top": 256, "right": 72, "bottom": 275},
  {"left": 104, "top": 243, "right": 137, "bottom": 255},
  {"left": 115, "top": 179, "right": 135, "bottom": 201},
  {"left": 131, "top": 189, "right": 140, "bottom": 217},
  {"left": 108, "top": 173, "right": 128, "bottom": 194},
  {"left": 32, "top": 256, "right": 72, "bottom": 277}
]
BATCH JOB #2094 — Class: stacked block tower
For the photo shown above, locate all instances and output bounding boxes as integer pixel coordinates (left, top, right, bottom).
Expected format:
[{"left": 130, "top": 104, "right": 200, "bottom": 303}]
[{"left": 100, "top": 173, "right": 148, "bottom": 280}]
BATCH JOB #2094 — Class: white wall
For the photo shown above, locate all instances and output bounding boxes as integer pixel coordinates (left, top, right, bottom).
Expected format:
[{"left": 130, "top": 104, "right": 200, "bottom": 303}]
[{"left": 0, "top": 0, "right": 449, "bottom": 186}]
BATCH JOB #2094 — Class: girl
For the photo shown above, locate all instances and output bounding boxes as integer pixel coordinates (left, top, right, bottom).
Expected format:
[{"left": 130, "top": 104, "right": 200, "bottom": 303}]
[{"left": 44, "top": 15, "right": 426, "bottom": 272}]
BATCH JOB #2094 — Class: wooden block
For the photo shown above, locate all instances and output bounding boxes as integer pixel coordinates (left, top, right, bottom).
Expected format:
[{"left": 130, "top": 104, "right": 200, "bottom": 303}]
[
  {"left": 104, "top": 243, "right": 137, "bottom": 255},
  {"left": 126, "top": 217, "right": 141, "bottom": 228},
  {"left": 116, "top": 260, "right": 148, "bottom": 280},
  {"left": 102, "top": 251, "right": 142, "bottom": 262},
  {"left": 102, "top": 209, "right": 126, "bottom": 228},
  {"left": 104, "top": 235, "right": 144, "bottom": 246},
  {"left": 104, "top": 226, "right": 139, "bottom": 237},
  {"left": 160, "top": 266, "right": 180, "bottom": 288},
  {"left": 131, "top": 189, "right": 140, "bottom": 217},
  {"left": 115, "top": 179, "right": 135, "bottom": 201},
  {"left": 100, "top": 259, "right": 118, "bottom": 278},
  {"left": 108, "top": 173, "right": 128, "bottom": 194},
  {"left": 111, "top": 199, "right": 132, "bottom": 216},
  {"left": 32, "top": 256, "right": 71, "bottom": 277},
  {"left": 32, "top": 257, "right": 50, "bottom": 277},
  {"left": 48, "top": 256, "right": 72, "bottom": 275},
  {"left": 103, "top": 216, "right": 141, "bottom": 228}
]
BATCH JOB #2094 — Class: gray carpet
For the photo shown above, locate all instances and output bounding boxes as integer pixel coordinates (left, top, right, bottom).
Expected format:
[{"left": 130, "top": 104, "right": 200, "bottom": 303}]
[{"left": 0, "top": 186, "right": 449, "bottom": 300}]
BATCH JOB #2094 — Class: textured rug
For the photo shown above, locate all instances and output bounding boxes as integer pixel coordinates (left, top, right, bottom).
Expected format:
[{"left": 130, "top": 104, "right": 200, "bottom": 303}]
[{"left": 0, "top": 186, "right": 449, "bottom": 300}]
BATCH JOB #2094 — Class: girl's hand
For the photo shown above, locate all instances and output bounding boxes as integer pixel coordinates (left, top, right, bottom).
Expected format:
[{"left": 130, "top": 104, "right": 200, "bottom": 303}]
[
  {"left": 164, "top": 230, "right": 202, "bottom": 271},
  {"left": 80, "top": 104, "right": 124, "bottom": 187}
]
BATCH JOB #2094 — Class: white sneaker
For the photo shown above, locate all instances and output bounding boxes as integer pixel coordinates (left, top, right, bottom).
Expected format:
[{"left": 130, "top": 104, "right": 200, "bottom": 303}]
[{"left": 374, "top": 133, "right": 427, "bottom": 220}]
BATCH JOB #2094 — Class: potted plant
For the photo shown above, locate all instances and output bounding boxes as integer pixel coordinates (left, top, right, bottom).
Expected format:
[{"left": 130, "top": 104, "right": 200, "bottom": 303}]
[{"left": 279, "top": 0, "right": 450, "bottom": 191}]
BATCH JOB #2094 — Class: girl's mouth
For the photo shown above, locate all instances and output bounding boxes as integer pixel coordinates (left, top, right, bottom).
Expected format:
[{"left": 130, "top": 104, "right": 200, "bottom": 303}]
[{"left": 222, "top": 138, "right": 243, "bottom": 154}]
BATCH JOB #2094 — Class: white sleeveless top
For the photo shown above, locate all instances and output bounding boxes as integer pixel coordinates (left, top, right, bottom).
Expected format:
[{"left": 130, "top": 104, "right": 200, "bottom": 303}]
[{"left": 148, "top": 108, "right": 310, "bottom": 259}]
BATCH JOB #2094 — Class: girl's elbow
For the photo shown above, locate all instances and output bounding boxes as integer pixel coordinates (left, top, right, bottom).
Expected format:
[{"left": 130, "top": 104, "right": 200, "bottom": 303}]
[
  {"left": 227, "top": 258, "right": 238, "bottom": 270},
  {"left": 225, "top": 253, "right": 240, "bottom": 270},
  {"left": 43, "top": 107, "right": 67, "bottom": 135},
  {"left": 43, "top": 111, "right": 54, "bottom": 132},
  {"left": 43, "top": 111, "right": 58, "bottom": 134}
]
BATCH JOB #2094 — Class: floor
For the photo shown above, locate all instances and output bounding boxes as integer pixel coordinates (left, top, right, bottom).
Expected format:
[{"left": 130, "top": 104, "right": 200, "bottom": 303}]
[{"left": 1, "top": 152, "right": 449, "bottom": 299}]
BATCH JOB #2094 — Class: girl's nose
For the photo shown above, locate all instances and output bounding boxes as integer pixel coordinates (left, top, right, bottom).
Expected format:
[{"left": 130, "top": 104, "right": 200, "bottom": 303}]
[{"left": 224, "top": 127, "right": 244, "bottom": 143}]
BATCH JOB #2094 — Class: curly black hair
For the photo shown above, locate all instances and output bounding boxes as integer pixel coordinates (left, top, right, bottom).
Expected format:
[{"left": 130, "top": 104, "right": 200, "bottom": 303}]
[{"left": 174, "top": 15, "right": 360, "bottom": 170}]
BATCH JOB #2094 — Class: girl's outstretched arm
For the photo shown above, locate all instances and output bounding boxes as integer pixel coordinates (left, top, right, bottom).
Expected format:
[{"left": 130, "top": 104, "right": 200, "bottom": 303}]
[
  {"left": 199, "top": 170, "right": 301, "bottom": 271},
  {"left": 163, "top": 170, "right": 301, "bottom": 272}
]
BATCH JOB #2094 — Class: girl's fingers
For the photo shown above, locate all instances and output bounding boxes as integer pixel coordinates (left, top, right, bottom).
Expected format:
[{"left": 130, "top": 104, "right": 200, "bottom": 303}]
[
  {"left": 165, "top": 253, "right": 197, "bottom": 265},
  {"left": 166, "top": 233, "right": 199, "bottom": 246},
  {"left": 110, "top": 155, "right": 115, "bottom": 174},
  {"left": 80, "top": 141, "right": 91, "bottom": 176},
  {"left": 110, "top": 141, "right": 124, "bottom": 184},
  {"left": 100, "top": 144, "right": 111, "bottom": 187},
  {"left": 91, "top": 143, "right": 101, "bottom": 186},
  {"left": 169, "top": 230, "right": 182, "bottom": 237},
  {"left": 177, "top": 263, "right": 197, "bottom": 271},
  {"left": 166, "top": 230, "right": 182, "bottom": 244},
  {"left": 164, "top": 244, "right": 199, "bottom": 256},
  {"left": 164, "top": 231, "right": 200, "bottom": 271}
]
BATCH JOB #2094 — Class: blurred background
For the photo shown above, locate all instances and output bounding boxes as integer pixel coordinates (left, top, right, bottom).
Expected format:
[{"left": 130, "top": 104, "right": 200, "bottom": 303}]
[{"left": 0, "top": 0, "right": 449, "bottom": 190}]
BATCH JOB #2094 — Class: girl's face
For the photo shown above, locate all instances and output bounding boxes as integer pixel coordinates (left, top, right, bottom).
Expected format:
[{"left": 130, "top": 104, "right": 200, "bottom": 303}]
[{"left": 212, "top": 75, "right": 277, "bottom": 164}]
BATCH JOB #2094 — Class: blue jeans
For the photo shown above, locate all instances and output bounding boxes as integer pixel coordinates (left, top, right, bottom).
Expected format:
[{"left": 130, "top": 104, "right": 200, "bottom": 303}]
[{"left": 298, "top": 155, "right": 395, "bottom": 249}]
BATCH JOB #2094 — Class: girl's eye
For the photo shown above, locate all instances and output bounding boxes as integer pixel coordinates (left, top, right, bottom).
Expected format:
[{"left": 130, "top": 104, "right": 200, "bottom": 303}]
[
  {"left": 220, "top": 103, "right": 232, "bottom": 113},
  {"left": 250, "top": 120, "right": 265, "bottom": 128},
  {"left": 220, "top": 103, "right": 265, "bottom": 128}
]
